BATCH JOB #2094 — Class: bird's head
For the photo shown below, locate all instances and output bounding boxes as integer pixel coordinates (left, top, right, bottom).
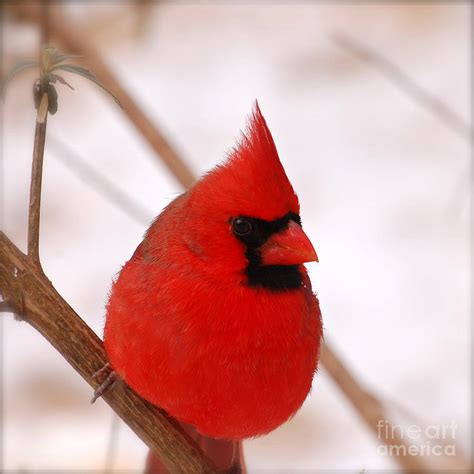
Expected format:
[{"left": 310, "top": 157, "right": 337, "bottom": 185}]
[{"left": 183, "top": 102, "right": 318, "bottom": 290}]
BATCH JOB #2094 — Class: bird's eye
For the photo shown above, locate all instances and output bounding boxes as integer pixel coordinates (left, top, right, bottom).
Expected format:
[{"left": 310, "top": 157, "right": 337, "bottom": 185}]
[{"left": 232, "top": 217, "right": 252, "bottom": 237}]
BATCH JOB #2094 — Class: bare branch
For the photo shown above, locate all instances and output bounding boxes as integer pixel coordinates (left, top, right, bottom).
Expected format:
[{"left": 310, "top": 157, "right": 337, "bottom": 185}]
[
  {"left": 332, "top": 32, "right": 472, "bottom": 142},
  {"left": 322, "top": 344, "right": 470, "bottom": 470},
  {"left": 0, "top": 231, "right": 217, "bottom": 473},
  {"left": 27, "top": 107, "right": 47, "bottom": 266},
  {"left": 26, "top": 3, "right": 50, "bottom": 267}
]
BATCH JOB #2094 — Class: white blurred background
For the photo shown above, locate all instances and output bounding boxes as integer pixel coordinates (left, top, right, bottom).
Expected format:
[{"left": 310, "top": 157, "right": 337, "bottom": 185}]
[{"left": 1, "top": 3, "right": 471, "bottom": 472}]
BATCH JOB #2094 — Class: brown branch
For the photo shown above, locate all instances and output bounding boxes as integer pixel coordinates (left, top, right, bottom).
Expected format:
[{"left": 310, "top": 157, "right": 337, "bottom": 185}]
[
  {"left": 322, "top": 344, "right": 455, "bottom": 471},
  {"left": 27, "top": 111, "right": 47, "bottom": 266},
  {"left": 0, "top": 231, "right": 217, "bottom": 473},
  {"left": 27, "top": 3, "right": 49, "bottom": 267}
]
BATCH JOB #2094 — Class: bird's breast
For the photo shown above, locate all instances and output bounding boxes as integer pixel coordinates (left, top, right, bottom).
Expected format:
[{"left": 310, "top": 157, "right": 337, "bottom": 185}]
[{"left": 104, "top": 260, "right": 322, "bottom": 439}]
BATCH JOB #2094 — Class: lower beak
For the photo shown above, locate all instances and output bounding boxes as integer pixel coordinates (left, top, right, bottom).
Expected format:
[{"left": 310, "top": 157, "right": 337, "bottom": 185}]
[{"left": 260, "top": 220, "right": 318, "bottom": 266}]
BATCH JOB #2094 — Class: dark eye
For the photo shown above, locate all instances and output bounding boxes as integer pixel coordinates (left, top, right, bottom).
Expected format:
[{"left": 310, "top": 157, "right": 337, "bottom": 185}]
[{"left": 232, "top": 217, "right": 252, "bottom": 237}]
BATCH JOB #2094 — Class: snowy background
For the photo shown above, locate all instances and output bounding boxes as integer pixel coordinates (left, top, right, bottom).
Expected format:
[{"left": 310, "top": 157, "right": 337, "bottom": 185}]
[{"left": 1, "top": 3, "right": 471, "bottom": 472}]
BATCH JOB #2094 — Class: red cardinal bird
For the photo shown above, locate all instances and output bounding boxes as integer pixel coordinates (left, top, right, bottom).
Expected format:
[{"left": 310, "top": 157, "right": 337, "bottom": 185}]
[{"left": 103, "top": 103, "right": 322, "bottom": 471}]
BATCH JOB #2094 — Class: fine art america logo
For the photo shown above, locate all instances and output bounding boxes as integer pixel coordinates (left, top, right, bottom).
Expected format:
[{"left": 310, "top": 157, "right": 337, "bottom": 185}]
[{"left": 377, "top": 419, "right": 457, "bottom": 457}]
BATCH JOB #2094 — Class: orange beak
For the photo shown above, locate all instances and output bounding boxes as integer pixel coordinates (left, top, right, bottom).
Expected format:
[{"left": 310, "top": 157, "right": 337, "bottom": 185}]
[{"left": 260, "top": 220, "right": 318, "bottom": 266}]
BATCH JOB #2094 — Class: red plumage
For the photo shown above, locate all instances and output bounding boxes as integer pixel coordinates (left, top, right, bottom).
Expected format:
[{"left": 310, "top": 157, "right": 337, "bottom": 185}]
[{"left": 104, "top": 103, "right": 322, "bottom": 442}]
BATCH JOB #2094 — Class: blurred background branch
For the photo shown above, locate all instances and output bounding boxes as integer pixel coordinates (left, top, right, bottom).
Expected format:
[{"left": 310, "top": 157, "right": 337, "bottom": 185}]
[
  {"left": 48, "top": 135, "right": 154, "bottom": 226},
  {"left": 332, "top": 32, "right": 472, "bottom": 142}
]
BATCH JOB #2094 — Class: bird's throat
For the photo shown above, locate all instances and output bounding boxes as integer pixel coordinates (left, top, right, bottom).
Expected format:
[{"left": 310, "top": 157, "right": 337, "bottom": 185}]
[{"left": 245, "top": 248, "right": 303, "bottom": 291}]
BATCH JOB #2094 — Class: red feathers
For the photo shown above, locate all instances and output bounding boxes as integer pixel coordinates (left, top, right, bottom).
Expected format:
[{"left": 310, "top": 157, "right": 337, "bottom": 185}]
[
  {"left": 104, "top": 103, "right": 322, "bottom": 440},
  {"left": 194, "top": 102, "right": 299, "bottom": 222}
]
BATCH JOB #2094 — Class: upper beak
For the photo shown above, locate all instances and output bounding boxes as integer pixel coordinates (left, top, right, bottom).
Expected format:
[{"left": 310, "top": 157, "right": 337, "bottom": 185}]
[{"left": 260, "top": 220, "right": 318, "bottom": 266}]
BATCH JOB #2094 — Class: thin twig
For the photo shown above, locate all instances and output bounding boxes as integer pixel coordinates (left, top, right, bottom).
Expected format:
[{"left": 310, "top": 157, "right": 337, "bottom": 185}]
[
  {"left": 27, "top": 111, "right": 47, "bottom": 266},
  {"left": 332, "top": 32, "right": 473, "bottom": 142},
  {"left": 27, "top": 2, "right": 50, "bottom": 267}
]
